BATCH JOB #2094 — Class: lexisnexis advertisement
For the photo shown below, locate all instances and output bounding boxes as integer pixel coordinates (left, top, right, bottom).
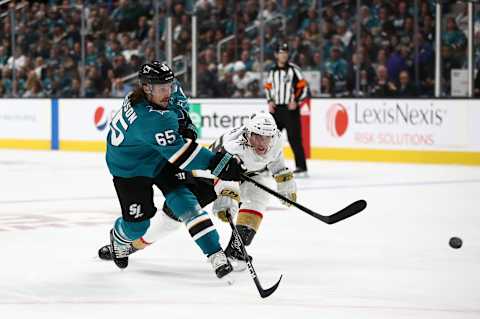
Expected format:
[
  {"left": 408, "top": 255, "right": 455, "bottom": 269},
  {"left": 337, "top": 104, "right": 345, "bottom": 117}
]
[{"left": 313, "top": 99, "right": 470, "bottom": 151}]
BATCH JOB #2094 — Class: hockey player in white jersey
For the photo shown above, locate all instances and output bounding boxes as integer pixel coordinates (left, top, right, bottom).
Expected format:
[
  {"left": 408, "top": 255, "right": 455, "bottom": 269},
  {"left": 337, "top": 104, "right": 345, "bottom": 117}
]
[{"left": 210, "top": 111, "right": 297, "bottom": 271}]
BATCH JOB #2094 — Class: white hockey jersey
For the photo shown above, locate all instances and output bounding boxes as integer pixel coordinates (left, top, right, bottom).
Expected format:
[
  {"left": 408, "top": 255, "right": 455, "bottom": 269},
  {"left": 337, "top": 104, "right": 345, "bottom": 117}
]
[{"left": 211, "top": 126, "right": 287, "bottom": 175}]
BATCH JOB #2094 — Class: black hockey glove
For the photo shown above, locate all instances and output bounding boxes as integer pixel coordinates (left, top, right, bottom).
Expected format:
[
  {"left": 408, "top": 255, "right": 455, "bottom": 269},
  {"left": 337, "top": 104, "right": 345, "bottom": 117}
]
[
  {"left": 178, "top": 109, "right": 198, "bottom": 141},
  {"left": 172, "top": 170, "right": 196, "bottom": 184},
  {"left": 179, "top": 123, "right": 197, "bottom": 141},
  {"left": 208, "top": 151, "right": 246, "bottom": 181}
]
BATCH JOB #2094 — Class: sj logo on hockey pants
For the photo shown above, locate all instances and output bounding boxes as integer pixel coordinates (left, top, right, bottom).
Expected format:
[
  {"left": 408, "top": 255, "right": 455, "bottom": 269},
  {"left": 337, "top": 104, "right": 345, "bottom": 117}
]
[{"left": 129, "top": 204, "right": 143, "bottom": 219}]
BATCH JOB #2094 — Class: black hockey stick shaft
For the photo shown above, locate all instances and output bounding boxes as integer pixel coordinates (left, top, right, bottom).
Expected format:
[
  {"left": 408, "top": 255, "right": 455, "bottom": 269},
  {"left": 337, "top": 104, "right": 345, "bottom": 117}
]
[
  {"left": 226, "top": 211, "right": 282, "bottom": 299},
  {"left": 241, "top": 174, "right": 367, "bottom": 225}
]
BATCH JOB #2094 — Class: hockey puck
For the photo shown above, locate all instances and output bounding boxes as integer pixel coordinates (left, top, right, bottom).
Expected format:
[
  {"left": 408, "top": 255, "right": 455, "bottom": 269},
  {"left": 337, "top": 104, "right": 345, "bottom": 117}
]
[{"left": 449, "top": 237, "right": 462, "bottom": 249}]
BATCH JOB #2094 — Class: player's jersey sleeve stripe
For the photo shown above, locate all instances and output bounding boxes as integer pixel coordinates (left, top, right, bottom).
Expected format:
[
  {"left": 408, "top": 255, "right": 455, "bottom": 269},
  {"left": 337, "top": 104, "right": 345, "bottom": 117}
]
[
  {"left": 179, "top": 143, "right": 202, "bottom": 169},
  {"left": 168, "top": 139, "right": 195, "bottom": 165}
]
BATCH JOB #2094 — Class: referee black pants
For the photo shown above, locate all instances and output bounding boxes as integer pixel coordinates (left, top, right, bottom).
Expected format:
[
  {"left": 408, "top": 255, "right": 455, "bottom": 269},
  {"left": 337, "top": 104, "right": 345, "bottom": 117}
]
[{"left": 271, "top": 105, "right": 307, "bottom": 171}]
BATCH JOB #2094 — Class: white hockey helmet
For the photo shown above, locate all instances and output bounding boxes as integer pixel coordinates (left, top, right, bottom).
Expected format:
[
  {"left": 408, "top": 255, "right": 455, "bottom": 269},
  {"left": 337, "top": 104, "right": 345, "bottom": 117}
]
[{"left": 246, "top": 111, "right": 277, "bottom": 137}]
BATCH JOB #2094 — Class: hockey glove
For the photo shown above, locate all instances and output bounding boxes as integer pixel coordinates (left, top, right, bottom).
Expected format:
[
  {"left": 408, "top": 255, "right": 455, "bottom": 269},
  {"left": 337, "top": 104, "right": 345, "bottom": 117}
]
[
  {"left": 178, "top": 109, "right": 198, "bottom": 141},
  {"left": 274, "top": 168, "right": 297, "bottom": 207},
  {"left": 212, "top": 183, "right": 240, "bottom": 223},
  {"left": 208, "top": 151, "right": 246, "bottom": 181}
]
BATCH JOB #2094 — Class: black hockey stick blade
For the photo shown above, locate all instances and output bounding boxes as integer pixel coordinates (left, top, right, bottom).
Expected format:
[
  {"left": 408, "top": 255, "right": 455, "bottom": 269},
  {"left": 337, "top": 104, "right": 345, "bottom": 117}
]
[
  {"left": 241, "top": 174, "right": 367, "bottom": 224},
  {"left": 323, "top": 199, "right": 367, "bottom": 224},
  {"left": 226, "top": 211, "right": 282, "bottom": 298},
  {"left": 256, "top": 274, "right": 282, "bottom": 298}
]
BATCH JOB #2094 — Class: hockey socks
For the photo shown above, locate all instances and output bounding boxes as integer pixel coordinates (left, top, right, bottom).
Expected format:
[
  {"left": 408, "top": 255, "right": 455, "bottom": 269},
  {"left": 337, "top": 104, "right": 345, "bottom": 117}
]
[
  {"left": 186, "top": 212, "right": 221, "bottom": 256},
  {"left": 236, "top": 209, "right": 263, "bottom": 245},
  {"left": 114, "top": 218, "right": 150, "bottom": 242}
]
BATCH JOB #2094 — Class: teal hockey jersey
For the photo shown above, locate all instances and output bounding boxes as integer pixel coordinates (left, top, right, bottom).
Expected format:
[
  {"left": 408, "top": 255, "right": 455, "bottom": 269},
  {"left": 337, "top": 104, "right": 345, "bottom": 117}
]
[{"left": 106, "top": 88, "right": 212, "bottom": 178}]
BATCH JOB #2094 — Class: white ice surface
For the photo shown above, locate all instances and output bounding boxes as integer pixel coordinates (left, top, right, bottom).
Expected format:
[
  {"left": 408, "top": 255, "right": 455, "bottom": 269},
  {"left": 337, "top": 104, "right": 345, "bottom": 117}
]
[{"left": 0, "top": 150, "right": 479, "bottom": 319}]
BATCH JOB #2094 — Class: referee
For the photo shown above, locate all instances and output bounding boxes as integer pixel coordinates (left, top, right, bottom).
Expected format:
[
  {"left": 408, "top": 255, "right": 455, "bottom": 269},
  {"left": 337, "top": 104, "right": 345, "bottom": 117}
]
[{"left": 264, "top": 42, "right": 308, "bottom": 175}]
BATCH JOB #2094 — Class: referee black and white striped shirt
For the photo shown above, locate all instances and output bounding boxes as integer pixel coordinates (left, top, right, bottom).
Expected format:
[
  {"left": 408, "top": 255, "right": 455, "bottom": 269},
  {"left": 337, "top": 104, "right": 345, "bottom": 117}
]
[{"left": 264, "top": 62, "right": 308, "bottom": 106}]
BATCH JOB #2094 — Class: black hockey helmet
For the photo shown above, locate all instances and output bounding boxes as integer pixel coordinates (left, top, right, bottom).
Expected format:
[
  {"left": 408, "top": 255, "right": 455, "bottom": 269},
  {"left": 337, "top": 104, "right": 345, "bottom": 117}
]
[
  {"left": 275, "top": 42, "right": 289, "bottom": 53},
  {"left": 138, "top": 61, "right": 175, "bottom": 85}
]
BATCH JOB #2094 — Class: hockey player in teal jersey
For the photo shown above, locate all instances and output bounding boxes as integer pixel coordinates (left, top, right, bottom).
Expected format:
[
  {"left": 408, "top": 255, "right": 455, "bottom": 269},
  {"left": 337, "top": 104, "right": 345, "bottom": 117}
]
[{"left": 104, "top": 61, "right": 244, "bottom": 281}]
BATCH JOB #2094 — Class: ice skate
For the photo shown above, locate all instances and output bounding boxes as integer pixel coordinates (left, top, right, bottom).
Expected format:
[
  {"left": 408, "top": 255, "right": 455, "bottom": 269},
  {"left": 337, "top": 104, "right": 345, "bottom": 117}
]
[
  {"left": 293, "top": 167, "right": 308, "bottom": 178},
  {"left": 98, "top": 243, "right": 138, "bottom": 261},
  {"left": 109, "top": 229, "right": 130, "bottom": 269},
  {"left": 208, "top": 250, "right": 234, "bottom": 284}
]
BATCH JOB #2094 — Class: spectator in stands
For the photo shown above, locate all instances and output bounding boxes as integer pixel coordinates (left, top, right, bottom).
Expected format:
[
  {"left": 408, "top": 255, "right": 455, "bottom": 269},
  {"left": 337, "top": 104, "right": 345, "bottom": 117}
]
[
  {"left": 396, "top": 70, "right": 417, "bottom": 97},
  {"left": 320, "top": 73, "right": 335, "bottom": 97},
  {"left": 83, "top": 79, "right": 98, "bottom": 98},
  {"left": 239, "top": 50, "right": 254, "bottom": 71},
  {"left": 245, "top": 79, "right": 260, "bottom": 97},
  {"left": 197, "top": 62, "right": 219, "bottom": 98},
  {"left": 0, "top": 81, "right": 5, "bottom": 97},
  {"left": 324, "top": 46, "right": 348, "bottom": 95},
  {"left": 0, "top": 0, "right": 443, "bottom": 99},
  {"left": 112, "top": 55, "right": 132, "bottom": 79},
  {"left": 61, "top": 78, "right": 81, "bottom": 98},
  {"left": 423, "top": 14, "right": 435, "bottom": 43},
  {"left": 0, "top": 46, "right": 8, "bottom": 70},
  {"left": 23, "top": 71, "right": 44, "bottom": 98},
  {"left": 7, "top": 48, "right": 27, "bottom": 71},
  {"left": 387, "top": 44, "right": 409, "bottom": 82},
  {"left": 135, "top": 16, "right": 150, "bottom": 42},
  {"left": 216, "top": 71, "right": 236, "bottom": 98},
  {"left": 455, "top": 2, "right": 469, "bottom": 37},
  {"left": 258, "top": 0, "right": 280, "bottom": 21},
  {"left": 474, "top": 69, "right": 480, "bottom": 97},
  {"left": 392, "top": 1, "right": 410, "bottom": 31},
  {"left": 347, "top": 52, "right": 375, "bottom": 96},
  {"left": 336, "top": 20, "right": 353, "bottom": 50},
  {"left": 371, "top": 65, "right": 397, "bottom": 97},
  {"left": 111, "top": 78, "right": 132, "bottom": 98},
  {"left": 217, "top": 51, "right": 234, "bottom": 81},
  {"left": 360, "top": 5, "right": 379, "bottom": 33},
  {"left": 296, "top": 53, "right": 310, "bottom": 69},
  {"left": 310, "top": 51, "right": 322, "bottom": 71},
  {"left": 414, "top": 32, "right": 434, "bottom": 95},
  {"left": 441, "top": 45, "right": 463, "bottom": 95},
  {"left": 303, "top": 21, "right": 321, "bottom": 49},
  {"left": 372, "top": 48, "right": 388, "bottom": 71},
  {"left": 111, "top": 0, "right": 145, "bottom": 32},
  {"left": 232, "top": 61, "right": 254, "bottom": 97},
  {"left": 443, "top": 16, "right": 467, "bottom": 60},
  {"left": 398, "top": 16, "right": 414, "bottom": 48}
]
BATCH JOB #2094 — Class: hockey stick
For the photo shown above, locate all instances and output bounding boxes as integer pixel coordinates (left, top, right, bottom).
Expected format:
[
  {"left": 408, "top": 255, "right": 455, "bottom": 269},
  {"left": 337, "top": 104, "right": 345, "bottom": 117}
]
[
  {"left": 191, "top": 170, "right": 366, "bottom": 225},
  {"left": 226, "top": 210, "right": 282, "bottom": 299},
  {"left": 240, "top": 174, "right": 367, "bottom": 225}
]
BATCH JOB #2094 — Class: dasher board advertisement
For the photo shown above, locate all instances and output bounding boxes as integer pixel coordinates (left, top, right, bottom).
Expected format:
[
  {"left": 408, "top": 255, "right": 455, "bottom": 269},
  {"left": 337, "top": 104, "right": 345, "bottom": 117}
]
[
  {"left": 58, "top": 99, "right": 122, "bottom": 141},
  {"left": 312, "top": 99, "right": 469, "bottom": 151},
  {"left": 0, "top": 99, "right": 51, "bottom": 147}
]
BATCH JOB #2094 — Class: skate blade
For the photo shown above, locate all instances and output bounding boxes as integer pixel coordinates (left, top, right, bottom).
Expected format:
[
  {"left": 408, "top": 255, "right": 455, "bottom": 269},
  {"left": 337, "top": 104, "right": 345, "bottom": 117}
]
[
  {"left": 220, "top": 273, "right": 235, "bottom": 285},
  {"left": 293, "top": 172, "right": 309, "bottom": 178}
]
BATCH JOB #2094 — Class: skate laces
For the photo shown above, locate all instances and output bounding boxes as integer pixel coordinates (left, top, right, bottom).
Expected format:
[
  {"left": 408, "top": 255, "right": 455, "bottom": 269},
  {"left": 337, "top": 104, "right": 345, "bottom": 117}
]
[
  {"left": 210, "top": 251, "right": 228, "bottom": 270},
  {"left": 112, "top": 240, "right": 130, "bottom": 258}
]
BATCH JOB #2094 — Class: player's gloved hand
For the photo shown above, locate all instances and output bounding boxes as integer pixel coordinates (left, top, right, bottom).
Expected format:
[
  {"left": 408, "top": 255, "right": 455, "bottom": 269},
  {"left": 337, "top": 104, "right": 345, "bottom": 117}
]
[
  {"left": 212, "top": 184, "right": 240, "bottom": 223},
  {"left": 178, "top": 110, "right": 198, "bottom": 141},
  {"left": 274, "top": 168, "right": 297, "bottom": 207},
  {"left": 208, "top": 151, "right": 246, "bottom": 181},
  {"left": 173, "top": 170, "right": 195, "bottom": 184},
  {"left": 179, "top": 124, "right": 197, "bottom": 141}
]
